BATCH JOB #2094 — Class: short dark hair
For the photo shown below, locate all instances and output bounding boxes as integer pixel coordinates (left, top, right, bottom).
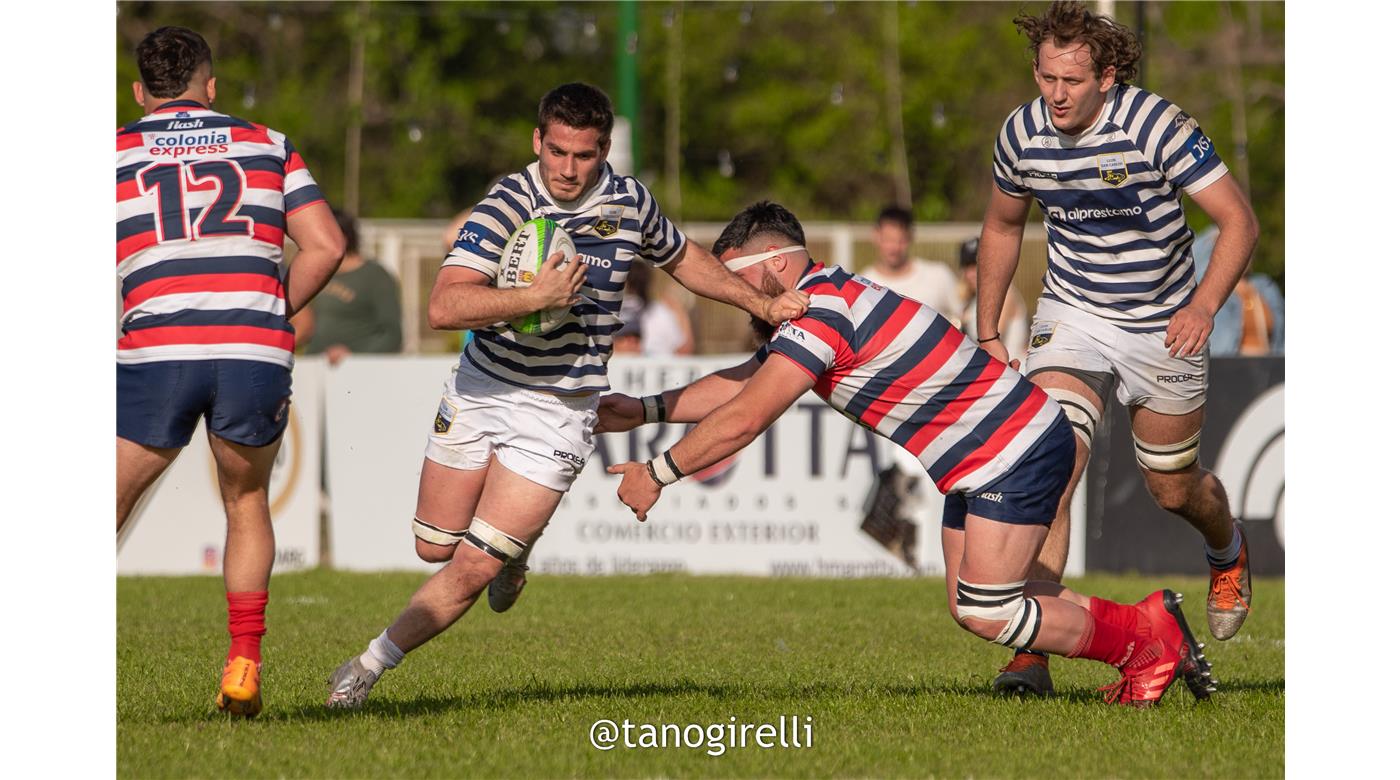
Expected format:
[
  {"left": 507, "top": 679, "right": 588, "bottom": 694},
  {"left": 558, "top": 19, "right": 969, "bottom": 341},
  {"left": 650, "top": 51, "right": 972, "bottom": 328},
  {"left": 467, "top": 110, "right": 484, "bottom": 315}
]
[
  {"left": 959, "top": 237, "right": 980, "bottom": 268},
  {"left": 333, "top": 208, "right": 360, "bottom": 256},
  {"left": 876, "top": 205, "right": 914, "bottom": 232},
  {"left": 538, "top": 83, "right": 614, "bottom": 139},
  {"left": 712, "top": 201, "right": 807, "bottom": 256},
  {"left": 136, "top": 26, "right": 213, "bottom": 99}
]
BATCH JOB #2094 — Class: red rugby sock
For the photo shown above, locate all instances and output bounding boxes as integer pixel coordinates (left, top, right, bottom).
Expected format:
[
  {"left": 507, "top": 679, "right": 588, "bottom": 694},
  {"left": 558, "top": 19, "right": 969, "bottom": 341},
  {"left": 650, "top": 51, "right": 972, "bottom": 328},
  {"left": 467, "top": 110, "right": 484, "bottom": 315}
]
[
  {"left": 1090, "top": 597, "right": 1142, "bottom": 635},
  {"left": 1067, "top": 613, "right": 1138, "bottom": 668},
  {"left": 226, "top": 591, "right": 268, "bottom": 663}
]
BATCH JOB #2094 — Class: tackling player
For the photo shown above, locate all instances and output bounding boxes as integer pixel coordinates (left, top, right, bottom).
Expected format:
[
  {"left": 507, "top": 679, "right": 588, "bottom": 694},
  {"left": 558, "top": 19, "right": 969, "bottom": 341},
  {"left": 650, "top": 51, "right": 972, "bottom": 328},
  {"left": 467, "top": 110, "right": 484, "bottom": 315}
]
[
  {"left": 116, "top": 27, "right": 345, "bottom": 717},
  {"left": 324, "top": 83, "right": 808, "bottom": 709},
  {"left": 975, "top": 1, "right": 1260, "bottom": 695},
  {"left": 602, "top": 201, "right": 1218, "bottom": 707}
]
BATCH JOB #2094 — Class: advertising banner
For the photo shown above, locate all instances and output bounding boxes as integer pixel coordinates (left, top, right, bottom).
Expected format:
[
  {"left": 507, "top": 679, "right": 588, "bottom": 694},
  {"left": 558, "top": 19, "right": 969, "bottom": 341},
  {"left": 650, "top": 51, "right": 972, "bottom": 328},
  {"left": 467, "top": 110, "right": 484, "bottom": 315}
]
[
  {"left": 325, "top": 356, "right": 1087, "bottom": 577},
  {"left": 117, "top": 358, "right": 325, "bottom": 575},
  {"left": 1085, "top": 357, "right": 1284, "bottom": 575}
]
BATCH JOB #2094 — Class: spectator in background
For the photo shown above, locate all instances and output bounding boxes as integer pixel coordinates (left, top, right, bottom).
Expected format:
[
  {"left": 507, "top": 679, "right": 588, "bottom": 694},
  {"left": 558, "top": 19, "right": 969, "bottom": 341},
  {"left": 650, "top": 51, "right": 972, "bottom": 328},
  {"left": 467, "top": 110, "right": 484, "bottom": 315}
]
[
  {"left": 860, "top": 205, "right": 962, "bottom": 320},
  {"left": 296, "top": 209, "right": 403, "bottom": 365},
  {"left": 1193, "top": 225, "right": 1284, "bottom": 355},
  {"left": 957, "top": 237, "right": 1029, "bottom": 364},
  {"left": 612, "top": 298, "right": 644, "bottom": 355},
  {"left": 623, "top": 262, "right": 694, "bottom": 356}
]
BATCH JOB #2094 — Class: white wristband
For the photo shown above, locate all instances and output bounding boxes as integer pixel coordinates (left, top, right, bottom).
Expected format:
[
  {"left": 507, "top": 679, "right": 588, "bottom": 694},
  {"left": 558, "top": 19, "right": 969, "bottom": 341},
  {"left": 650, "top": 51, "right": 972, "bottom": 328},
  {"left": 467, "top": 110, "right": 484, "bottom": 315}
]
[{"left": 647, "top": 452, "right": 683, "bottom": 486}]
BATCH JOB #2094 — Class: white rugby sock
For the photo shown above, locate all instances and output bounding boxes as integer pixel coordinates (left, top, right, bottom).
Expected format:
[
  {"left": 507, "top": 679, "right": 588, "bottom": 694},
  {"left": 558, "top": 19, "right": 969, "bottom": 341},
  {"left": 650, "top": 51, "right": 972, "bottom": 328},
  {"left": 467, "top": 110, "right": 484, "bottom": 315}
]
[
  {"left": 1205, "top": 524, "right": 1243, "bottom": 569},
  {"left": 360, "top": 629, "right": 405, "bottom": 675}
]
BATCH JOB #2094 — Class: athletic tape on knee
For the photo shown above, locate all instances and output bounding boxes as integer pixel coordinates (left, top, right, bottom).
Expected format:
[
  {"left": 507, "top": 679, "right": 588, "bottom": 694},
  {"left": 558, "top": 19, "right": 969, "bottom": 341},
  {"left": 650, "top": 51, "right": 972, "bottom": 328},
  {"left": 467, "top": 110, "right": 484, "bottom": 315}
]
[
  {"left": 1133, "top": 430, "right": 1200, "bottom": 472},
  {"left": 463, "top": 517, "right": 527, "bottom": 562},
  {"left": 955, "top": 578, "right": 1043, "bottom": 649},
  {"left": 1045, "top": 387, "right": 1100, "bottom": 448},
  {"left": 412, "top": 517, "right": 467, "bottom": 547}
]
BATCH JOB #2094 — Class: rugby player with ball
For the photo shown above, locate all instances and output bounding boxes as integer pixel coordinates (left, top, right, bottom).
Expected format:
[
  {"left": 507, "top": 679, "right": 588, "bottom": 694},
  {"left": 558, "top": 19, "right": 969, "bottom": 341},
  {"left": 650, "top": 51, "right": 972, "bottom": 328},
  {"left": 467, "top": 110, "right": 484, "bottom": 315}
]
[{"left": 326, "top": 83, "right": 808, "bottom": 708}]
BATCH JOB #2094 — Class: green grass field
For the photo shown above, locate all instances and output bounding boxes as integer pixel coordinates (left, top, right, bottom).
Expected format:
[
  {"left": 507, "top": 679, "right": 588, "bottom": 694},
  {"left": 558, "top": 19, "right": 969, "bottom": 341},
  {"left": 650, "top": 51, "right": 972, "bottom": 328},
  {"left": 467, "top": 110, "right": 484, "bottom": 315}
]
[{"left": 118, "top": 571, "right": 1283, "bottom": 778}]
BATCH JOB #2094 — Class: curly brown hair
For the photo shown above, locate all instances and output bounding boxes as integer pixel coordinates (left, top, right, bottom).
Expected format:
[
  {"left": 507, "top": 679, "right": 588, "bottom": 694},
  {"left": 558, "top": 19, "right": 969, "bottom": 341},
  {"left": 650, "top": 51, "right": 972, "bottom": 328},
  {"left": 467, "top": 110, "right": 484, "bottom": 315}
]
[{"left": 1014, "top": 1, "right": 1141, "bottom": 84}]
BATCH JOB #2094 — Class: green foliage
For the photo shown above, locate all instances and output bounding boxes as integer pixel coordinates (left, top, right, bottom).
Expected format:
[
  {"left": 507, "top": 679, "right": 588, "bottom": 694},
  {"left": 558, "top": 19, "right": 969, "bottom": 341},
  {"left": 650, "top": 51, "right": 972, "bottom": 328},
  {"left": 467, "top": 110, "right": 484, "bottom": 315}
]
[
  {"left": 117, "top": 1, "right": 1284, "bottom": 283},
  {"left": 118, "top": 570, "right": 1284, "bottom": 778}
]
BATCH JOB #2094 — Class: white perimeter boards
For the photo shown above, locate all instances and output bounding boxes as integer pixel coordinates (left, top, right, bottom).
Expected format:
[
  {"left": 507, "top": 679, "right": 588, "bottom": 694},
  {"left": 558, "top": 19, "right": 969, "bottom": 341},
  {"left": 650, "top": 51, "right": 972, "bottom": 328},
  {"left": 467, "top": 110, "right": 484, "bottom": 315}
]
[{"left": 321, "top": 355, "right": 1088, "bottom": 578}]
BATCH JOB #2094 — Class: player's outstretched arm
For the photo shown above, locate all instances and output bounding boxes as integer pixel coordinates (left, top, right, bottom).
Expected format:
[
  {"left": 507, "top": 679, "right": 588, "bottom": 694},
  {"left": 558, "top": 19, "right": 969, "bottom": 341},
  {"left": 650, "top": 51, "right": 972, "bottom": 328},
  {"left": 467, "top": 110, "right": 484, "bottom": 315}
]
[
  {"left": 426, "top": 255, "right": 584, "bottom": 331},
  {"left": 283, "top": 202, "right": 347, "bottom": 315},
  {"left": 1166, "top": 173, "right": 1260, "bottom": 357},
  {"left": 976, "top": 186, "right": 1032, "bottom": 365},
  {"left": 662, "top": 239, "right": 809, "bottom": 325},
  {"left": 608, "top": 355, "right": 813, "bottom": 521},
  {"left": 597, "top": 357, "right": 763, "bottom": 433}
]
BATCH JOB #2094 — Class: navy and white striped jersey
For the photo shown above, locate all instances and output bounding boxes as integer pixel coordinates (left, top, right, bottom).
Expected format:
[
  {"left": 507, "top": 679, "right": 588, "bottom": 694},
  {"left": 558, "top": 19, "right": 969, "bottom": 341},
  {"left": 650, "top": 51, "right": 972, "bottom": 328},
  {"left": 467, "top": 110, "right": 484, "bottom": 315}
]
[
  {"left": 993, "top": 84, "right": 1227, "bottom": 331},
  {"left": 444, "top": 162, "right": 687, "bottom": 392}
]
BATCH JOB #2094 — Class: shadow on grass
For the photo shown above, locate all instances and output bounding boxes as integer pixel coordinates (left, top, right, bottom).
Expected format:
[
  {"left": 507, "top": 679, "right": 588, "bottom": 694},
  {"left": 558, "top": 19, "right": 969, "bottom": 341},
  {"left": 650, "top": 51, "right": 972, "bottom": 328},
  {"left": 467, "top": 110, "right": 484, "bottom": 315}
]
[{"left": 154, "top": 675, "right": 1286, "bottom": 724}]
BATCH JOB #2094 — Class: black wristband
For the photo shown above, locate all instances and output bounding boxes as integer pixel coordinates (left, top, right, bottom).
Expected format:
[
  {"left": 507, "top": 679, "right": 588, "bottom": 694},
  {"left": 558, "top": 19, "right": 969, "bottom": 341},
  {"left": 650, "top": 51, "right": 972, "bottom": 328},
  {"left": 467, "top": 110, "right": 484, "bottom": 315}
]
[
  {"left": 656, "top": 393, "right": 668, "bottom": 423},
  {"left": 977, "top": 333, "right": 1001, "bottom": 343},
  {"left": 645, "top": 460, "right": 667, "bottom": 487}
]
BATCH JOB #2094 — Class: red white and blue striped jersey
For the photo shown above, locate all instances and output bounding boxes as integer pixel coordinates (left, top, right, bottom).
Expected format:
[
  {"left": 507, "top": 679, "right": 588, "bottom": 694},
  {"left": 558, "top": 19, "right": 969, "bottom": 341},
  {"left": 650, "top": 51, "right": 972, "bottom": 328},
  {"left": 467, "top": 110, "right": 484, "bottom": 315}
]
[
  {"left": 758, "top": 263, "right": 1064, "bottom": 495},
  {"left": 116, "top": 100, "right": 326, "bottom": 368}
]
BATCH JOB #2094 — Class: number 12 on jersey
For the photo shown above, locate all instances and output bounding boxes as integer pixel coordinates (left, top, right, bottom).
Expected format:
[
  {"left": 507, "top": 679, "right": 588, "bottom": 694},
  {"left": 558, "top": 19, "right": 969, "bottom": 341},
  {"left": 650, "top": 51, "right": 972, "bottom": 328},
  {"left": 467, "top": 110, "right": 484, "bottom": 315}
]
[{"left": 136, "top": 160, "right": 254, "bottom": 243}]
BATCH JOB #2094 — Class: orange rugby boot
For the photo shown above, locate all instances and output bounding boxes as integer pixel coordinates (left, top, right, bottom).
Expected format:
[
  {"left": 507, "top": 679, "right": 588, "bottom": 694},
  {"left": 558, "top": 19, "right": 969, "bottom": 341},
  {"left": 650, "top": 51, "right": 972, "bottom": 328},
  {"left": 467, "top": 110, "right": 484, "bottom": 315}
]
[{"left": 215, "top": 656, "right": 262, "bottom": 718}]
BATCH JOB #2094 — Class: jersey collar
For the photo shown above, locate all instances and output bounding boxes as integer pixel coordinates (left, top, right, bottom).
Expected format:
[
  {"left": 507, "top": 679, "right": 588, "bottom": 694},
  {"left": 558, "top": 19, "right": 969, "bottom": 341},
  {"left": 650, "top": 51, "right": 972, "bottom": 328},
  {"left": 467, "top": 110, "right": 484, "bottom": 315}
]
[{"left": 151, "top": 99, "right": 212, "bottom": 115}]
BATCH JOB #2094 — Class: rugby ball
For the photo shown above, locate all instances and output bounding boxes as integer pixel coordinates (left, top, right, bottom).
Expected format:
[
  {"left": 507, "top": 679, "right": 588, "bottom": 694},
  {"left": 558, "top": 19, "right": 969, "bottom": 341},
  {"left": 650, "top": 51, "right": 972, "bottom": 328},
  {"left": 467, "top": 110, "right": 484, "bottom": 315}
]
[{"left": 497, "top": 217, "right": 577, "bottom": 335}]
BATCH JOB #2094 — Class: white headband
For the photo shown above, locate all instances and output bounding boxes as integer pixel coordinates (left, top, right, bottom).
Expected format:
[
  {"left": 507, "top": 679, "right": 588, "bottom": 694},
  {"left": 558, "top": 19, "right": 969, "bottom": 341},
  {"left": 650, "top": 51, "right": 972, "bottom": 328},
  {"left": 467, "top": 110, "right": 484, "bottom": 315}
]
[{"left": 723, "top": 245, "right": 805, "bottom": 272}]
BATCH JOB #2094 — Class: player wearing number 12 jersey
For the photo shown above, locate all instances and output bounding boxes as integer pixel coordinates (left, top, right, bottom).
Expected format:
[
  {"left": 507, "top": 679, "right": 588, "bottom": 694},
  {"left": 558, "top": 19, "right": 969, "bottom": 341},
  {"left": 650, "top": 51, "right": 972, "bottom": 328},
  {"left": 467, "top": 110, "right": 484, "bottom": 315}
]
[{"left": 115, "top": 26, "right": 344, "bottom": 718}]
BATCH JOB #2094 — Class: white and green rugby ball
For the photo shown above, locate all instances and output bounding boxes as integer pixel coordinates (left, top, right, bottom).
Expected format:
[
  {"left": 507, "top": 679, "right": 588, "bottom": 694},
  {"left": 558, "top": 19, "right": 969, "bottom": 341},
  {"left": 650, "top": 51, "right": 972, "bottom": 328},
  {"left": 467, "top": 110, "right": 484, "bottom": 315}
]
[{"left": 497, "top": 217, "right": 577, "bottom": 335}]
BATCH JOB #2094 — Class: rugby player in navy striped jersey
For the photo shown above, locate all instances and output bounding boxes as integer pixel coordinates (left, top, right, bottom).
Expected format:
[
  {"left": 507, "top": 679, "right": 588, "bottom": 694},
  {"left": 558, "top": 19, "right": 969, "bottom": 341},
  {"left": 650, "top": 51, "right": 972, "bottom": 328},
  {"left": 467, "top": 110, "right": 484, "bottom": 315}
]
[
  {"left": 975, "top": 1, "right": 1260, "bottom": 696},
  {"left": 325, "top": 84, "right": 808, "bottom": 709}
]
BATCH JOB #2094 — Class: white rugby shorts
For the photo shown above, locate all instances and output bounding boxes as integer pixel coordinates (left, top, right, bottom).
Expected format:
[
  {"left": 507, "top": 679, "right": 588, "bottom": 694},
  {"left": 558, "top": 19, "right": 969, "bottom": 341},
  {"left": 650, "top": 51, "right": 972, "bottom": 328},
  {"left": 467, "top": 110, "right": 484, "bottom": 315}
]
[
  {"left": 424, "top": 363, "right": 599, "bottom": 492},
  {"left": 1025, "top": 297, "right": 1208, "bottom": 415}
]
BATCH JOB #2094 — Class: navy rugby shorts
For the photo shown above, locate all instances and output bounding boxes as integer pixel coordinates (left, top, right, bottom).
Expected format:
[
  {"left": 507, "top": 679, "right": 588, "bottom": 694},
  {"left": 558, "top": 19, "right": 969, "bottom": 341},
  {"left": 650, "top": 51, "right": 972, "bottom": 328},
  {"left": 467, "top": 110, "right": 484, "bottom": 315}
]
[
  {"left": 117, "top": 360, "right": 291, "bottom": 449},
  {"left": 941, "top": 415, "right": 1075, "bottom": 529}
]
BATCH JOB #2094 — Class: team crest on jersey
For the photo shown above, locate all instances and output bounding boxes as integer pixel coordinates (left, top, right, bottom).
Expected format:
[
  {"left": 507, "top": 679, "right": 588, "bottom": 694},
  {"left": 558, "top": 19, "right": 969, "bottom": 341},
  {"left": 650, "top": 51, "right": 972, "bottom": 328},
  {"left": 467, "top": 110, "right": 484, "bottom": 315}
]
[
  {"left": 1097, "top": 153, "right": 1128, "bottom": 186},
  {"left": 593, "top": 205, "right": 624, "bottom": 237},
  {"left": 433, "top": 398, "right": 457, "bottom": 434},
  {"left": 1030, "top": 322, "right": 1056, "bottom": 349}
]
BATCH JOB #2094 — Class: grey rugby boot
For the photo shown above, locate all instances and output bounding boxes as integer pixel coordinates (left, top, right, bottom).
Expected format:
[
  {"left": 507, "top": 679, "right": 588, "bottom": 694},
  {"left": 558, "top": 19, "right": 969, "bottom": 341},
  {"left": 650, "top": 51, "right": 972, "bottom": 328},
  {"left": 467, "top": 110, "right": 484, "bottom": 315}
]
[
  {"left": 326, "top": 657, "right": 381, "bottom": 710},
  {"left": 1205, "top": 521, "right": 1253, "bottom": 640},
  {"left": 487, "top": 556, "right": 530, "bottom": 612}
]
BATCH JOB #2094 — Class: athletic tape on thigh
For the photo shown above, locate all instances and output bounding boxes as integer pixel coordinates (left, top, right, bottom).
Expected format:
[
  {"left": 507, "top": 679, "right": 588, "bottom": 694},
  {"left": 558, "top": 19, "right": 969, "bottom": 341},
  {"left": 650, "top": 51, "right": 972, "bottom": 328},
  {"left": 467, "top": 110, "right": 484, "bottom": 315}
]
[
  {"left": 412, "top": 517, "right": 467, "bottom": 547},
  {"left": 463, "top": 517, "right": 527, "bottom": 562},
  {"left": 1133, "top": 430, "right": 1201, "bottom": 472},
  {"left": 1044, "top": 387, "right": 1101, "bottom": 447},
  {"left": 955, "top": 578, "right": 1043, "bottom": 649}
]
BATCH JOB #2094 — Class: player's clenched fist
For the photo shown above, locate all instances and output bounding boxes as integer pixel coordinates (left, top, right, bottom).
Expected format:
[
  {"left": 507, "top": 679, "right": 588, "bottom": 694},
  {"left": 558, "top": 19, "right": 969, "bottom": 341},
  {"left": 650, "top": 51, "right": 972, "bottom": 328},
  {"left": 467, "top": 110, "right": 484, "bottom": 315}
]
[
  {"left": 527, "top": 251, "right": 587, "bottom": 312},
  {"left": 595, "top": 394, "right": 644, "bottom": 434},
  {"left": 606, "top": 461, "right": 661, "bottom": 522},
  {"left": 760, "top": 290, "right": 810, "bottom": 325}
]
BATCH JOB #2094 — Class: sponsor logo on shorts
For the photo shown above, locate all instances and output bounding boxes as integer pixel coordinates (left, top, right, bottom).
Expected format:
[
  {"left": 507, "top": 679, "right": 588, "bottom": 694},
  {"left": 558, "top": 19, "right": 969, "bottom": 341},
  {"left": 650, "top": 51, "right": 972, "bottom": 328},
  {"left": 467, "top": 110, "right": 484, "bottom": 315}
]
[
  {"left": 1030, "top": 323, "right": 1056, "bottom": 349},
  {"left": 1097, "top": 153, "right": 1128, "bottom": 186},
  {"left": 433, "top": 398, "right": 457, "bottom": 434},
  {"left": 1156, "top": 373, "right": 1199, "bottom": 384},
  {"left": 978, "top": 492, "right": 1004, "bottom": 503},
  {"left": 553, "top": 449, "right": 586, "bottom": 469}
]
